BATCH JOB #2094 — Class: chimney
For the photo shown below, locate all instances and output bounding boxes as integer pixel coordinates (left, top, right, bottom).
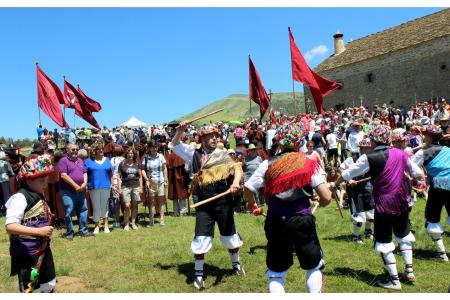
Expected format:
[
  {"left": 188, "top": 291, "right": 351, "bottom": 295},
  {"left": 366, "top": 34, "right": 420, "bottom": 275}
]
[{"left": 333, "top": 31, "right": 345, "bottom": 55}]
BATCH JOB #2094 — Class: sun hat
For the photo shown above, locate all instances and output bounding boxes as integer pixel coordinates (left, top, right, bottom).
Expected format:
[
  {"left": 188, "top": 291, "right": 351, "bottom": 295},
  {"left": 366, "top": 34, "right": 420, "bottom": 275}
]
[
  {"left": 390, "top": 132, "right": 408, "bottom": 142},
  {"left": 227, "top": 149, "right": 236, "bottom": 155},
  {"left": 247, "top": 143, "right": 257, "bottom": 150},
  {"left": 275, "top": 124, "right": 304, "bottom": 150},
  {"left": 370, "top": 125, "right": 391, "bottom": 145},
  {"left": 358, "top": 138, "right": 372, "bottom": 148},
  {"left": 198, "top": 127, "right": 221, "bottom": 138},
  {"left": 423, "top": 125, "right": 443, "bottom": 138},
  {"left": 17, "top": 154, "right": 54, "bottom": 181}
]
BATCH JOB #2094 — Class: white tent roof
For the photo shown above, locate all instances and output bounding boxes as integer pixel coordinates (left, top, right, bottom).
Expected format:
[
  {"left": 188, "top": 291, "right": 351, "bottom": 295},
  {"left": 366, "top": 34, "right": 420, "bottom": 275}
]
[{"left": 122, "top": 117, "right": 147, "bottom": 127}]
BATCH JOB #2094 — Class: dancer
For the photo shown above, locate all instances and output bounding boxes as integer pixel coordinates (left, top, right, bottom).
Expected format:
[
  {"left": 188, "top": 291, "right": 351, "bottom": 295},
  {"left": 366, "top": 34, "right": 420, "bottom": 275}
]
[
  {"left": 171, "top": 123, "right": 244, "bottom": 290},
  {"left": 412, "top": 126, "right": 450, "bottom": 261},
  {"left": 340, "top": 138, "right": 374, "bottom": 244},
  {"left": 5, "top": 155, "right": 57, "bottom": 292},
  {"left": 332, "top": 125, "right": 424, "bottom": 290},
  {"left": 244, "top": 124, "right": 332, "bottom": 293}
]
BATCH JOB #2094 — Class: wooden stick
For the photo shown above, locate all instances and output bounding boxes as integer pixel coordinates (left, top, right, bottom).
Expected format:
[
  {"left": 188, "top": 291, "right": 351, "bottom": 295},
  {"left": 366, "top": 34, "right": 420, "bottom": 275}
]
[
  {"left": 354, "top": 177, "right": 371, "bottom": 184},
  {"left": 190, "top": 189, "right": 231, "bottom": 209},
  {"left": 180, "top": 109, "right": 224, "bottom": 127},
  {"left": 311, "top": 201, "right": 320, "bottom": 214},
  {"left": 335, "top": 197, "right": 344, "bottom": 218}
]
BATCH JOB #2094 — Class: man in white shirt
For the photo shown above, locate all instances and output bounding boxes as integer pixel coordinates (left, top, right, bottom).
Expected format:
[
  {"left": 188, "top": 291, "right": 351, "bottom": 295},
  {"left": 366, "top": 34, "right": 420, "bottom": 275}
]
[
  {"left": 347, "top": 120, "right": 365, "bottom": 160},
  {"left": 243, "top": 124, "right": 331, "bottom": 293},
  {"left": 170, "top": 123, "right": 244, "bottom": 290},
  {"left": 331, "top": 125, "right": 424, "bottom": 290},
  {"left": 326, "top": 126, "right": 339, "bottom": 165},
  {"left": 265, "top": 124, "right": 277, "bottom": 151}
]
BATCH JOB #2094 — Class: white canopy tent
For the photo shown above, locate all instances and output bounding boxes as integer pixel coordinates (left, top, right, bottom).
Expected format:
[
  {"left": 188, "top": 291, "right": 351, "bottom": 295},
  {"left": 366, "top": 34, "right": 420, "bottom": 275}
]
[{"left": 122, "top": 116, "right": 147, "bottom": 127}]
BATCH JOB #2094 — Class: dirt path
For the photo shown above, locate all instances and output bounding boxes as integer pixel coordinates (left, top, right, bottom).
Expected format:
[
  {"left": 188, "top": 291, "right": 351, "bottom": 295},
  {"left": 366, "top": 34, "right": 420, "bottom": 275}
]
[{"left": 56, "top": 276, "right": 107, "bottom": 293}]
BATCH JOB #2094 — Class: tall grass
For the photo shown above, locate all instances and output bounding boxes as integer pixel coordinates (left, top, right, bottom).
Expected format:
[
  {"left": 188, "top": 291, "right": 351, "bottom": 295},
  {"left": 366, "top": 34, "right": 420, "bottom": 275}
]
[{"left": 0, "top": 198, "right": 449, "bottom": 292}]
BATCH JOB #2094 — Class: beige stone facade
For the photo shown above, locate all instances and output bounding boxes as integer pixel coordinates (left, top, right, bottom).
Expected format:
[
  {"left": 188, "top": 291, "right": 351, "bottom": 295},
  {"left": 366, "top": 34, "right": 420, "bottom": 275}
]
[{"left": 305, "top": 9, "right": 450, "bottom": 111}]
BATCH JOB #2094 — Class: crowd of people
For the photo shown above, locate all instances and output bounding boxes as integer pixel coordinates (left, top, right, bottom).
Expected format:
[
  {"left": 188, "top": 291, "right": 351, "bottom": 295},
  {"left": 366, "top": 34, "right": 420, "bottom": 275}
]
[{"left": 1, "top": 97, "right": 449, "bottom": 293}]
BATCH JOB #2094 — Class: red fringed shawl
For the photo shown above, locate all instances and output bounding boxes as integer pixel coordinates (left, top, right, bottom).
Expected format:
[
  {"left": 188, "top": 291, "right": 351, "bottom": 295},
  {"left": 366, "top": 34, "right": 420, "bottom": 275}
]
[{"left": 264, "top": 152, "right": 317, "bottom": 199}]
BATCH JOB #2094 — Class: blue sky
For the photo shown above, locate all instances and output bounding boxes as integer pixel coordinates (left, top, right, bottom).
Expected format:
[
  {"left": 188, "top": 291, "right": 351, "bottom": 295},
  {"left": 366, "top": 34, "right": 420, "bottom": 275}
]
[{"left": 0, "top": 7, "right": 443, "bottom": 139}]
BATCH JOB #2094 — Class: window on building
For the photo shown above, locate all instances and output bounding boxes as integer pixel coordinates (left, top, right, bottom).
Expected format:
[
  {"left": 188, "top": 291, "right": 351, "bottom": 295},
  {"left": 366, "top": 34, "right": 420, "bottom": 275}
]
[
  {"left": 439, "top": 63, "right": 447, "bottom": 71},
  {"left": 366, "top": 73, "right": 375, "bottom": 83}
]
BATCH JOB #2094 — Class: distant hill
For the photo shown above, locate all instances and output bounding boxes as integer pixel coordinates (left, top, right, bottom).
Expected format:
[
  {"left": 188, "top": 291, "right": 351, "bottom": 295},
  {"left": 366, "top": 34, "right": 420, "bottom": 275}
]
[{"left": 178, "top": 92, "right": 305, "bottom": 125}]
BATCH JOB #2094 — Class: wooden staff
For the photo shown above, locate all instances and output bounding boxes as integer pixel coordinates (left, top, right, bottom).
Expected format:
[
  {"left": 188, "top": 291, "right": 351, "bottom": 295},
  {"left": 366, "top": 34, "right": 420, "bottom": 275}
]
[
  {"left": 178, "top": 109, "right": 224, "bottom": 128},
  {"left": 335, "top": 197, "right": 344, "bottom": 218},
  {"left": 311, "top": 201, "right": 320, "bottom": 214},
  {"left": 353, "top": 177, "right": 371, "bottom": 184},
  {"left": 190, "top": 189, "right": 230, "bottom": 209}
]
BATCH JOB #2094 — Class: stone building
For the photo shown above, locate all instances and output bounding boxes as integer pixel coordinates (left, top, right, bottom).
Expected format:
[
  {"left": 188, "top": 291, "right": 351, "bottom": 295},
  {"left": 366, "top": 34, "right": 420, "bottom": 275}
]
[{"left": 304, "top": 8, "right": 450, "bottom": 111}]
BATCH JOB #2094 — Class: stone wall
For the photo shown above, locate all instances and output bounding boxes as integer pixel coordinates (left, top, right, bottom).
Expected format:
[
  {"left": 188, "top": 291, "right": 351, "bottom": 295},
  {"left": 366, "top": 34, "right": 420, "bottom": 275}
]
[{"left": 304, "top": 36, "right": 450, "bottom": 111}]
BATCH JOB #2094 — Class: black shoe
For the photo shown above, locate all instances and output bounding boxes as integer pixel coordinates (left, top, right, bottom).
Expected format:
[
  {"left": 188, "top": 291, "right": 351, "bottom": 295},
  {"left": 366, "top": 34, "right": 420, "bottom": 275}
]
[
  {"left": 232, "top": 263, "right": 246, "bottom": 276},
  {"left": 364, "top": 229, "right": 374, "bottom": 240},
  {"left": 79, "top": 231, "right": 95, "bottom": 237}
]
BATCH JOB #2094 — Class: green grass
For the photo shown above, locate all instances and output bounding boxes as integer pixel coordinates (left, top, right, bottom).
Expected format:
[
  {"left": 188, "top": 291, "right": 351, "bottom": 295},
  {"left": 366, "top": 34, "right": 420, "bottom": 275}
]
[
  {"left": 178, "top": 92, "right": 305, "bottom": 126},
  {"left": 1, "top": 198, "right": 449, "bottom": 292}
]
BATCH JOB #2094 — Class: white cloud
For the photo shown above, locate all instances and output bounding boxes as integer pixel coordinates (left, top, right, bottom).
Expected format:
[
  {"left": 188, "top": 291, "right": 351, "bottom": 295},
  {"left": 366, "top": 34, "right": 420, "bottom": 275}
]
[{"left": 304, "top": 45, "right": 329, "bottom": 62}]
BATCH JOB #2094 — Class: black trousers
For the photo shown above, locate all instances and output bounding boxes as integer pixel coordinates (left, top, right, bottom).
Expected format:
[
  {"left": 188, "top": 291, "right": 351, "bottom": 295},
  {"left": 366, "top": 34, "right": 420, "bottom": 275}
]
[
  {"left": 374, "top": 211, "right": 410, "bottom": 243},
  {"left": 194, "top": 201, "right": 236, "bottom": 237},
  {"left": 425, "top": 185, "right": 450, "bottom": 223},
  {"left": 264, "top": 214, "right": 323, "bottom": 272}
]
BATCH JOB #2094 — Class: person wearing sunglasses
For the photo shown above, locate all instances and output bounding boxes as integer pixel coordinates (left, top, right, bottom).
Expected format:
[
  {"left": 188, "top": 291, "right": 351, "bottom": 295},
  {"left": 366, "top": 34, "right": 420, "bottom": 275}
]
[{"left": 58, "top": 144, "right": 93, "bottom": 240}]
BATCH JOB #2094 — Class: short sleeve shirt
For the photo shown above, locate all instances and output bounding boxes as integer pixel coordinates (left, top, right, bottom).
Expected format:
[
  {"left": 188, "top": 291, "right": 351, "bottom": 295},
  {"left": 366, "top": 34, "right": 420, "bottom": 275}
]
[
  {"left": 58, "top": 156, "right": 86, "bottom": 191},
  {"left": 141, "top": 153, "right": 166, "bottom": 184}
]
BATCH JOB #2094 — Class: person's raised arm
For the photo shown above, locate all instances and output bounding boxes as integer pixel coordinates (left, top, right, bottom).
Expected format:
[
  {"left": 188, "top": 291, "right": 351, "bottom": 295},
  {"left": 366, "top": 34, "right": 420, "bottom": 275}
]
[{"left": 171, "top": 122, "right": 188, "bottom": 147}]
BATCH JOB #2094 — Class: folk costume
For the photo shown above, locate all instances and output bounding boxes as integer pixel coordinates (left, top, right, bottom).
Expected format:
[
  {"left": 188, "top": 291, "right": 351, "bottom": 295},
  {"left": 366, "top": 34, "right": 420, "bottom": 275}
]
[
  {"left": 5, "top": 155, "right": 57, "bottom": 292},
  {"left": 340, "top": 138, "right": 374, "bottom": 244},
  {"left": 172, "top": 127, "right": 244, "bottom": 290},
  {"left": 244, "top": 125, "right": 328, "bottom": 293},
  {"left": 165, "top": 149, "right": 189, "bottom": 216},
  {"left": 340, "top": 126, "right": 424, "bottom": 290},
  {"left": 412, "top": 126, "right": 450, "bottom": 262}
]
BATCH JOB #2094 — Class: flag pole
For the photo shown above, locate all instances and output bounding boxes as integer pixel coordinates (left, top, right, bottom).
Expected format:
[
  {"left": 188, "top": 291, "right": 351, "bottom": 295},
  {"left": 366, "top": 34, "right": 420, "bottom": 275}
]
[
  {"left": 62, "top": 75, "right": 66, "bottom": 122},
  {"left": 35, "top": 62, "right": 42, "bottom": 125},
  {"left": 248, "top": 55, "right": 252, "bottom": 115},
  {"left": 288, "top": 26, "right": 297, "bottom": 115},
  {"left": 292, "top": 80, "right": 297, "bottom": 115},
  {"left": 38, "top": 103, "right": 41, "bottom": 125}
]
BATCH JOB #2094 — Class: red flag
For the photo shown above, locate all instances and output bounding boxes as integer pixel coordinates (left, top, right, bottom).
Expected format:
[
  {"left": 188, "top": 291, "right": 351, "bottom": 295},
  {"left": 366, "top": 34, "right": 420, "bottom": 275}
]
[
  {"left": 249, "top": 56, "right": 271, "bottom": 120},
  {"left": 427, "top": 103, "right": 433, "bottom": 118},
  {"left": 36, "top": 65, "right": 68, "bottom": 127},
  {"left": 77, "top": 86, "right": 102, "bottom": 112},
  {"left": 64, "top": 80, "right": 100, "bottom": 129},
  {"left": 269, "top": 107, "right": 277, "bottom": 125},
  {"left": 289, "top": 27, "right": 342, "bottom": 114},
  {"left": 388, "top": 110, "right": 396, "bottom": 129}
]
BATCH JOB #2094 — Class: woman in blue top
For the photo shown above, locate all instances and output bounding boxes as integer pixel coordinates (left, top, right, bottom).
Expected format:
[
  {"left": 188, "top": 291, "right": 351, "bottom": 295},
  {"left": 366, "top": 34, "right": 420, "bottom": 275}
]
[{"left": 85, "top": 143, "right": 113, "bottom": 235}]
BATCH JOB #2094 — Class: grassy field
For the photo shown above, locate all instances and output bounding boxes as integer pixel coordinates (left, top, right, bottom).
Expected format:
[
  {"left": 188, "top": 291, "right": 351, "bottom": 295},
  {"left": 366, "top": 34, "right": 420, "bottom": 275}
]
[
  {"left": 178, "top": 92, "right": 305, "bottom": 126},
  {"left": 0, "top": 198, "right": 449, "bottom": 293}
]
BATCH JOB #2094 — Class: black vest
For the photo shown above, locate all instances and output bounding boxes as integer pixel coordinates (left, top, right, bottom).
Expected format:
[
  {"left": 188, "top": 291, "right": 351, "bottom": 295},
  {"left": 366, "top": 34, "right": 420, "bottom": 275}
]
[
  {"left": 18, "top": 187, "right": 44, "bottom": 217},
  {"left": 192, "top": 148, "right": 203, "bottom": 175},
  {"left": 192, "top": 148, "right": 233, "bottom": 202},
  {"left": 366, "top": 149, "right": 389, "bottom": 179},
  {"left": 423, "top": 145, "right": 443, "bottom": 166}
]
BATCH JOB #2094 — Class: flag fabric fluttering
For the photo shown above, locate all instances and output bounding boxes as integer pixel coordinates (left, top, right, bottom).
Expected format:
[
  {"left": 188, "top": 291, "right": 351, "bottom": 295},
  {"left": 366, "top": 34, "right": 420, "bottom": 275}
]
[
  {"left": 36, "top": 65, "right": 68, "bottom": 127},
  {"left": 249, "top": 56, "right": 271, "bottom": 120},
  {"left": 64, "top": 80, "right": 100, "bottom": 129},
  {"left": 77, "top": 86, "right": 102, "bottom": 112},
  {"left": 288, "top": 27, "right": 342, "bottom": 114},
  {"left": 269, "top": 107, "right": 277, "bottom": 125}
]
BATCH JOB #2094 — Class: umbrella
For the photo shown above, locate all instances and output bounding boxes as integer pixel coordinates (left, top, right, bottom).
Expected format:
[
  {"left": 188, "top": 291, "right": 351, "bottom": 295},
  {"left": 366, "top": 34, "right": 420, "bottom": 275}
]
[{"left": 228, "top": 120, "right": 243, "bottom": 126}]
